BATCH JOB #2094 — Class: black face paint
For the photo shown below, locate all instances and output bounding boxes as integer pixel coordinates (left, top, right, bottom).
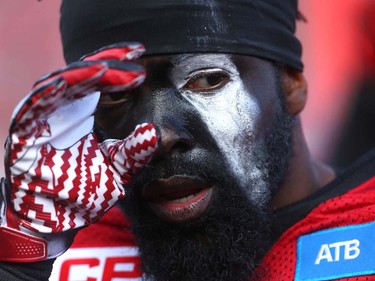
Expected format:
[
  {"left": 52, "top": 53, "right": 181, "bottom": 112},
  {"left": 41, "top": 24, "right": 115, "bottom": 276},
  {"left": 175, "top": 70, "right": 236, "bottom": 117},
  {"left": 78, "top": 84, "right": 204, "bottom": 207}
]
[
  {"left": 60, "top": 0, "right": 302, "bottom": 70},
  {"left": 119, "top": 103, "right": 294, "bottom": 281},
  {"left": 106, "top": 54, "right": 295, "bottom": 280}
]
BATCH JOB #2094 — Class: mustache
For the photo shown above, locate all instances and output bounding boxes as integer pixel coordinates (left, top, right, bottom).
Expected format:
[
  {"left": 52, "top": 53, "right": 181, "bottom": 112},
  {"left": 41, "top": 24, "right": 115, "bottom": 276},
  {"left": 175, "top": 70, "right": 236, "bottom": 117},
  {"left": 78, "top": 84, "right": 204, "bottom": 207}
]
[{"left": 129, "top": 148, "right": 232, "bottom": 189}]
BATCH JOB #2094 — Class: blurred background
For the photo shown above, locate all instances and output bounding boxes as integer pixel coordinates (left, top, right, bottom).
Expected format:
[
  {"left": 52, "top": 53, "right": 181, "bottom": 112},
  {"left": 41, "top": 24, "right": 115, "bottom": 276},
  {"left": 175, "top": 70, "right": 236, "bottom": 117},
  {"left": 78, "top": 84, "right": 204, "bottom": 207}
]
[{"left": 0, "top": 1, "right": 374, "bottom": 176}]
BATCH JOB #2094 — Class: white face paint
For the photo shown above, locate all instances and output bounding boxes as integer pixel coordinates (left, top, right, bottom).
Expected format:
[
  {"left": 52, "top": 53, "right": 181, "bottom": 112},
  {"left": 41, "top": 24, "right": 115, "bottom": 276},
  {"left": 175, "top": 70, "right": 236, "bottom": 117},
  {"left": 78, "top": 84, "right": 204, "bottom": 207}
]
[{"left": 170, "top": 54, "right": 269, "bottom": 202}]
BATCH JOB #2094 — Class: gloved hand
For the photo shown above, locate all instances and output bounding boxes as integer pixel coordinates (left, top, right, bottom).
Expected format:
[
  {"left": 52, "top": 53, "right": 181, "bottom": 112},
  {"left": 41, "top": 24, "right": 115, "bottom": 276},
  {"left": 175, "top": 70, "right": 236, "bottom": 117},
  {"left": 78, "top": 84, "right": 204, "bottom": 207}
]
[{"left": 0, "top": 42, "right": 158, "bottom": 262}]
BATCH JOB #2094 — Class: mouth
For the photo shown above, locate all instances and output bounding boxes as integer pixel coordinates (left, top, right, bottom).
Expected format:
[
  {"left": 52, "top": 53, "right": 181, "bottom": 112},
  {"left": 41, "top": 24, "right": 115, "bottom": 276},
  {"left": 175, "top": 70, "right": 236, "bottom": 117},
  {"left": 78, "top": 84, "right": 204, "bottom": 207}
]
[{"left": 142, "top": 175, "right": 214, "bottom": 223}]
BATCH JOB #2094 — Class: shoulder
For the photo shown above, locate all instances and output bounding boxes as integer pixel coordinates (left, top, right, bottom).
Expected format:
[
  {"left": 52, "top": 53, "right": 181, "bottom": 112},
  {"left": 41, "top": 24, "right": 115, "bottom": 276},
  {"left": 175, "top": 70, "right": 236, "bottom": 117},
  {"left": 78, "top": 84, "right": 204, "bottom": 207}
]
[
  {"left": 273, "top": 148, "right": 375, "bottom": 237},
  {"left": 257, "top": 149, "right": 375, "bottom": 281}
]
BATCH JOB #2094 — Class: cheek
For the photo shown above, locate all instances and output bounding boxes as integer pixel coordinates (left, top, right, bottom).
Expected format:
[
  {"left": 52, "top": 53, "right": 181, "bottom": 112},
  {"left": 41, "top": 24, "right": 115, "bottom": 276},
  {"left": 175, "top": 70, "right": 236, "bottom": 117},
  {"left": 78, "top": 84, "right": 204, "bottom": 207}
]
[{"left": 182, "top": 81, "right": 264, "bottom": 185}]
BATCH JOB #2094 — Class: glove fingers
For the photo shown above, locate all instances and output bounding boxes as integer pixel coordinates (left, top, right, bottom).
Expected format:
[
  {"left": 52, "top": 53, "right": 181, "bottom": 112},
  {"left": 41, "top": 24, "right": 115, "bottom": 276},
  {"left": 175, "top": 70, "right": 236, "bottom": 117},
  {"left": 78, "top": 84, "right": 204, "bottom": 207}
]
[
  {"left": 12, "top": 60, "right": 144, "bottom": 133},
  {"left": 34, "top": 62, "right": 107, "bottom": 98},
  {"left": 6, "top": 43, "right": 151, "bottom": 235},
  {"left": 81, "top": 42, "right": 145, "bottom": 62},
  {"left": 100, "top": 123, "right": 159, "bottom": 184},
  {"left": 82, "top": 42, "right": 147, "bottom": 93},
  {"left": 34, "top": 60, "right": 145, "bottom": 101},
  {"left": 10, "top": 62, "right": 106, "bottom": 138},
  {"left": 10, "top": 78, "right": 67, "bottom": 136},
  {"left": 97, "top": 60, "right": 145, "bottom": 94}
]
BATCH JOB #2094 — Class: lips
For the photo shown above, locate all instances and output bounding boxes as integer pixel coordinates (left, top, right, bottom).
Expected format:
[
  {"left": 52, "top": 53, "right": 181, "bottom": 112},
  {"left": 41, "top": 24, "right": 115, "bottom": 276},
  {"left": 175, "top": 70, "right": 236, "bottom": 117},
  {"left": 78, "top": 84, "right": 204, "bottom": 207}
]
[{"left": 142, "top": 175, "right": 214, "bottom": 223}]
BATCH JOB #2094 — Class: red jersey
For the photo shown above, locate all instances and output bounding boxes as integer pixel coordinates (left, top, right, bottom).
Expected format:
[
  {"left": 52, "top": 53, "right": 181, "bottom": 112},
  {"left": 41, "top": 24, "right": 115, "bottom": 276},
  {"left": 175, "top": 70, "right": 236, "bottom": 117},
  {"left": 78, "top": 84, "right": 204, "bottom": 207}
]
[
  {"left": 257, "top": 175, "right": 375, "bottom": 281},
  {"left": 50, "top": 151, "right": 375, "bottom": 281},
  {"left": 50, "top": 207, "right": 142, "bottom": 281}
]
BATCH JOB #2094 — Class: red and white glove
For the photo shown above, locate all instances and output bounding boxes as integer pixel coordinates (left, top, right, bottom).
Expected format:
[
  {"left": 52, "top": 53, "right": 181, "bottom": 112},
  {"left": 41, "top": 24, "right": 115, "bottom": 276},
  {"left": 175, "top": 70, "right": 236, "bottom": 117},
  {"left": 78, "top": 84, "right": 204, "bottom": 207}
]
[{"left": 0, "top": 42, "right": 158, "bottom": 262}]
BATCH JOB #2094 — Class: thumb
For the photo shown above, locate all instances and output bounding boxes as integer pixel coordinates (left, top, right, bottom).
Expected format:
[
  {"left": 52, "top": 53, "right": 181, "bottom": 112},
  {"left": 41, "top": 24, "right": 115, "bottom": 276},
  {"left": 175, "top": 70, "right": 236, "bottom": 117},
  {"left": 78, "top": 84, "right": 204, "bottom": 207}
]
[{"left": 100, "top": 123, "right": 158, "bottom": 183}]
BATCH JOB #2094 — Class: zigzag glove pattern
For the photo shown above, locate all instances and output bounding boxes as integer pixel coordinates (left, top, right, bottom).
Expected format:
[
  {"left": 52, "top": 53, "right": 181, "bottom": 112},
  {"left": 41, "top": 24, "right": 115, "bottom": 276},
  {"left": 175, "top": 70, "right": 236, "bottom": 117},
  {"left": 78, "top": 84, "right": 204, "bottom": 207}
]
[{"left": 0, "top": 43, "right": 158, "bottom": 261}]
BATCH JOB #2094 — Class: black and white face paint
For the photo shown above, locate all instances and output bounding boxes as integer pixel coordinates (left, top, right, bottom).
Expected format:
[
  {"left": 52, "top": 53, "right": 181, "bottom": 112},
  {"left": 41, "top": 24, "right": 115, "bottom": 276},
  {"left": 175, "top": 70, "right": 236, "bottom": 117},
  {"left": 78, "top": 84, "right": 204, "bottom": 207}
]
[
  {"left": 104, "top": 53, "right": 294, "bottom": 281},
  {"left": 172, "top": 54, "right": 269, "bottom": 206}
]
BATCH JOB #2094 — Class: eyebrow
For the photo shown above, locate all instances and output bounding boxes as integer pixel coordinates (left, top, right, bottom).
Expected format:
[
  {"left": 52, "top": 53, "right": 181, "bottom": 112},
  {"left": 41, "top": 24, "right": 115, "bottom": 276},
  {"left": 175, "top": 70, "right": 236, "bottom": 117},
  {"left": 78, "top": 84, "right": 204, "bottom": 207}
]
[
  {"left": 170, "top": 54, "right": 201, "bottom": 66},
  {"left": 171, "top": 53, "right": 236, "bottom": 67}
]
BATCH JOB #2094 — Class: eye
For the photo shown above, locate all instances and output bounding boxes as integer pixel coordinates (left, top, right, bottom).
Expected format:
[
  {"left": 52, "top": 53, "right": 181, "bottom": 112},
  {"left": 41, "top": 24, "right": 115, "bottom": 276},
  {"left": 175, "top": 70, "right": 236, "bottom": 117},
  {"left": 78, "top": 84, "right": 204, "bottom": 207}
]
[
  {"left": 183, "top": 69, "right": 230, "bottom": 92},
  {"left": 98, "top": 89, "right": 137, "bottom": 106},
  {"left": 95, "top": 89, "right": 137, "bottom": 131}
]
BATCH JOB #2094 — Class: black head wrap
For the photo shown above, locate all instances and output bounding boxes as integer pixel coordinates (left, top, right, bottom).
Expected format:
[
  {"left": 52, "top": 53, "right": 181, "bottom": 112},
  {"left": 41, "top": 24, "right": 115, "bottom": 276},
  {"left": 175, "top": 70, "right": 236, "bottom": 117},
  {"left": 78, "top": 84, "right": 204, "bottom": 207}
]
[{"left": 60, "top": 0, "right": 303, "bottom": 70}]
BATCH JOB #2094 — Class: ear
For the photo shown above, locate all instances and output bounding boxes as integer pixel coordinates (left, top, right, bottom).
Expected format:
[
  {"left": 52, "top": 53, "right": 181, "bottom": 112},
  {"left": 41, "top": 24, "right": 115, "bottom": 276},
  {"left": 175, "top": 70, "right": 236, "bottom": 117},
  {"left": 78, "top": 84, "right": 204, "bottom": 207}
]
[{"left": 281, "top": 67, "right": 307, "bottom": 115}]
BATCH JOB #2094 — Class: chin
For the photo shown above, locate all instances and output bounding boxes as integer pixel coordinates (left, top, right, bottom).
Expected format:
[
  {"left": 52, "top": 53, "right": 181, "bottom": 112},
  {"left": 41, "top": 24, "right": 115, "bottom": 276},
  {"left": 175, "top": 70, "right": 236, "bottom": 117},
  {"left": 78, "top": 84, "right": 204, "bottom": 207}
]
[{"left": 120, "top": 172, "right": 274, "bottom": 281}]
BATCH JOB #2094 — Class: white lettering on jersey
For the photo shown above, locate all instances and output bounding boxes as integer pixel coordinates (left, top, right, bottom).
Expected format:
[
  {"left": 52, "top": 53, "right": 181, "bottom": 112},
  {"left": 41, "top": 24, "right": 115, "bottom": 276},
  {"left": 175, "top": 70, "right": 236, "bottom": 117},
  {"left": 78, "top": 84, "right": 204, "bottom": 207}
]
[
  {"left": 315, "top": 239, "right": 360, "bottom": 265},
  {"left": 49, "top": 246, "right": 142, "bottom": 281}
]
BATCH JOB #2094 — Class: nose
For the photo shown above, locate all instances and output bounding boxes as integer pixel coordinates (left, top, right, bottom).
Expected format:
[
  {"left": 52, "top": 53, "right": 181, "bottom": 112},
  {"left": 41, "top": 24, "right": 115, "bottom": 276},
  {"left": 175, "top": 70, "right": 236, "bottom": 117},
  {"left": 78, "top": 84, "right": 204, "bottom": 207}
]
[
  {"left": 134, "top": 82, "right": 196, "bottom": 158},
  {"left": 158, "top": 122, "right": 193, "bottom": 156}
]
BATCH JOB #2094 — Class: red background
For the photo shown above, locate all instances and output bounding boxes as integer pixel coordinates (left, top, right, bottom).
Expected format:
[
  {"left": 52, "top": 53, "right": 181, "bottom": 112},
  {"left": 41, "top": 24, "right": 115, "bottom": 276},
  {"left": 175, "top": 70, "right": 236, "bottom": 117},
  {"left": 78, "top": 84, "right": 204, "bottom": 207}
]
[{"left": 0, "top": 1, "right": 372, "bottom": 175}]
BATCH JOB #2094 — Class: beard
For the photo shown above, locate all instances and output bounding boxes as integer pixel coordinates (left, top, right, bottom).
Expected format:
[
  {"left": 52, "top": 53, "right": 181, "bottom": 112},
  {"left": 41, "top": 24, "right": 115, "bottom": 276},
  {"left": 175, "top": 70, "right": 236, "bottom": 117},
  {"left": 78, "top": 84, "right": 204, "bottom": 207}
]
[{"left": 118, "top": 92, "right": 294, "bottom": 281}]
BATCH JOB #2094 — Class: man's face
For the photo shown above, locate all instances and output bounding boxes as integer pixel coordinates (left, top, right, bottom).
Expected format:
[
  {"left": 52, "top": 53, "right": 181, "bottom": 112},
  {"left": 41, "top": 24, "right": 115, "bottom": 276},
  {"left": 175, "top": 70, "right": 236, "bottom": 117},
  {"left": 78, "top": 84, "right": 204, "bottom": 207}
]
[{"left": 95, "top": 54, "right": 294, "bottom": 280}]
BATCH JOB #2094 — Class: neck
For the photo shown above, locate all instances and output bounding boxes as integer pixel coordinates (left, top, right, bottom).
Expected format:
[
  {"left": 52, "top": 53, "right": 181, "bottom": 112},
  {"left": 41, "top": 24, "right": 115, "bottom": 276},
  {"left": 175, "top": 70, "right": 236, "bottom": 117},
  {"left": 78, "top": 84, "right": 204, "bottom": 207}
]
[{"left": 270, "top": 118, "right": 336, "bottom": 210}]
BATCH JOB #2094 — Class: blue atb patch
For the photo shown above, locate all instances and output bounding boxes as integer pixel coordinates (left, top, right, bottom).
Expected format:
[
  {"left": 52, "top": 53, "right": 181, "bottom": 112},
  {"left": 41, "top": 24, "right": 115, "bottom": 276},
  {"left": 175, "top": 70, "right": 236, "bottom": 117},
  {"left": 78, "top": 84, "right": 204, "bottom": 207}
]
[{"left": 295, "top": 221, "right": 375, "bottom": 281}]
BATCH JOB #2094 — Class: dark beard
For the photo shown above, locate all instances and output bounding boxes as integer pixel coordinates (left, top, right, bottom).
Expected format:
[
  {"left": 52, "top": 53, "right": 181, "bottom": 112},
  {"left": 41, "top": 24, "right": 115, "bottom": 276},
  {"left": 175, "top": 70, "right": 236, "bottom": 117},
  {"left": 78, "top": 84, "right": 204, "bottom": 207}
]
[
  {"left": 122, "top": 176, "right": 272, "bottom": 281},
  {"left": 119, "top": 98, "right": 294, "bottom": 281}
]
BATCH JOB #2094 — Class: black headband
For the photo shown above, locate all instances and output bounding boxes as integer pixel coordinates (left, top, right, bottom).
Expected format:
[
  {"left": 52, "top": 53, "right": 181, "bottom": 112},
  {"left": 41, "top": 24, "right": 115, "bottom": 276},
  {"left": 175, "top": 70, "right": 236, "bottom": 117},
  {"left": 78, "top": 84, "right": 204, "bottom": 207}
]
[{"left": 60, "top": 0, "right": 303, "bottom": 70}]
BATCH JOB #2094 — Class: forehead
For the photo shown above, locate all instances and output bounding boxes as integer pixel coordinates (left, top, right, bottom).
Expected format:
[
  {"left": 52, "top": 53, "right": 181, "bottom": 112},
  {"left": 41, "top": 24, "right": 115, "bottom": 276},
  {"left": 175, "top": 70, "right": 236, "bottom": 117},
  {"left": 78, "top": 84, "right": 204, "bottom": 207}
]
[
  {"left": 136, "top": 53, "right": 236, "bottom": 74},
  {"left": 137, "top": 53, "right": 278, "bottom": 84}
]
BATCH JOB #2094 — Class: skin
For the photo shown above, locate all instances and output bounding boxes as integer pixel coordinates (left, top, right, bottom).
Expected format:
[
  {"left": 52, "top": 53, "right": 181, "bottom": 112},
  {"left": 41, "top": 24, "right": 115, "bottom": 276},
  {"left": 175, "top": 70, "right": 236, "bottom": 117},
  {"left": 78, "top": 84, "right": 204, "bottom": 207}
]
[
  {"left": 271, "top": 68, "right": 336, "bottom": 208},
  {"left": 96, "top": 54, "right": 335, "bottom": 208},
  {"left": 97, "top": 54, "right": 284, "bottom": 219},
  {"left": 94, "top": 53, "right": 336, "bottom": 280}
]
